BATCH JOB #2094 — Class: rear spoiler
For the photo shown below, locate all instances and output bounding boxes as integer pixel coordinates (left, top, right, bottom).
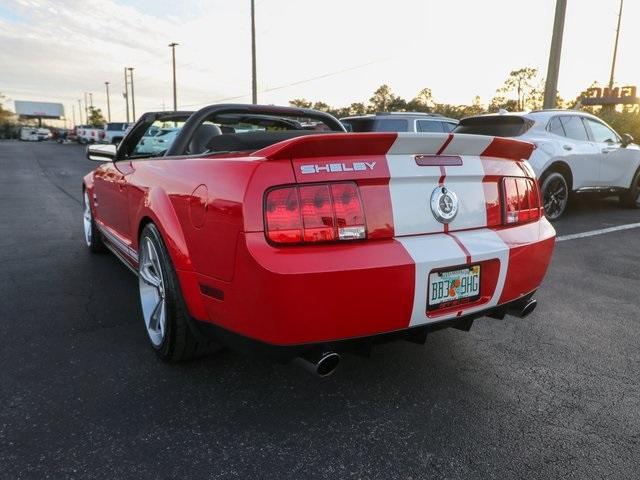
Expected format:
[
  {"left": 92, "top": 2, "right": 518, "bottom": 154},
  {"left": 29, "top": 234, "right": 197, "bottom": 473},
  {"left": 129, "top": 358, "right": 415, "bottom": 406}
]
[{"left": 254, "top": 132, "right": 535, "bottom": 162}]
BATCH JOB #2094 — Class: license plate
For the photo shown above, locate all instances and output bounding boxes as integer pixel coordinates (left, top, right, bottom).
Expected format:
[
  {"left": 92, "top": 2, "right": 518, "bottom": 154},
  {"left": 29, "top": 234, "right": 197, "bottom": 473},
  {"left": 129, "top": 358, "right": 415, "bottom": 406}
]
[{"left": 428, "top": 265, "right": 481, "bottom": 308}]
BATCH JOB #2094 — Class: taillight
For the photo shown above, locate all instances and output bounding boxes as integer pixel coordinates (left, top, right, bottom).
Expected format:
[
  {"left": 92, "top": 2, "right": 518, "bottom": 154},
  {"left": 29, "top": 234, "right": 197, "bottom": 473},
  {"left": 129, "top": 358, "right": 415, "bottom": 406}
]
[
  {"left": 502, "top": 177, "right": 541, "bottom": 225},
  {"left": 265, "top": 182, "right": 366, "bottom": 245}
]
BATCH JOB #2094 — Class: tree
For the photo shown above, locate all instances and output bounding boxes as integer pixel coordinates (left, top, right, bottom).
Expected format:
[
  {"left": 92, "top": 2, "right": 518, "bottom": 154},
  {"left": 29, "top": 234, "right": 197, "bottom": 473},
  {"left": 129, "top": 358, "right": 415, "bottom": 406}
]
[
  {"left": 496, "top": 67, "right": 539, "bottom": 111},
  {"left": 289, "top": 98, "right": 312, "bottom": 108},
  {"left": 311, "top": 101, "right": 331, "bottom": 112},
  {"left": 87, "top": 106, "right": 106, "bottom": 126},
  {"left": 369, "top": 84, "right": 400, "bottom": 112},
  {"left": 0, "top": 92, "right": 13, "bottom": 123}
]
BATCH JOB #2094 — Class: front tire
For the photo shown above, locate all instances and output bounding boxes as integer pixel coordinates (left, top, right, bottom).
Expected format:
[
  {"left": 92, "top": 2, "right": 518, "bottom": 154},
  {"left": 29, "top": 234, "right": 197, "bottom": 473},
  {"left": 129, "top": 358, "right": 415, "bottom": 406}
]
[
  {"left": 540, "top": 171, "right": 569, "bottom": 221},
  {"left": 620, "top": 170, "right": 640, "bottom": 209},
  {"left": 83, "top": 190, "right": 106, "bottom": 253},
  {"left": 138, "top": 223, "right": 204, "bottom": 362}
]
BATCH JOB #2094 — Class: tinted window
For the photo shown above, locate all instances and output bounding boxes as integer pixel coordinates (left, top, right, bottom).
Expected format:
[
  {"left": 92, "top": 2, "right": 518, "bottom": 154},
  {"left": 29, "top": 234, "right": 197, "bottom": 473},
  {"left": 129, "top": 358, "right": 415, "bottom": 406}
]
[
  {"left": 107, "top": 123, "right": 127, "bottom": 131},
  {"left": 443, "top": 122, "right": 457, "bottom": 132},
  {"left": 417, "top": 120, "right": 445, "bottom": 133},
  {"left": 559, "top": 116, "right": 589, "bottom": 141},
  {"left": 584, "top": 118, "right": 618, "bottom": 143},
  {"left": 341, "top": 118, "right": 373, "bottom": 132},
  {"left": 548, "top": 117, "right": 565, "bottom": 136},
  {"left": 454, "top": 116, "right": 532, "bottom": 137},
  {"left": 374, "top": 119, "right": 408, "bottom": 132},
  {"left": 341, "top": 118, "right": 409, "bottom": 132}
]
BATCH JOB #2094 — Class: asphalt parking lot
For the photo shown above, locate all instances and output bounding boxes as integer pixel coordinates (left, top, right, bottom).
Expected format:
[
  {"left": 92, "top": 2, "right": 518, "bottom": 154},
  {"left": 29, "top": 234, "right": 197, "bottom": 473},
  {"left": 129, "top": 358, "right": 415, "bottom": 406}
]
[{"left": 1, "top": 140, "right": 639, "bottom": 479}]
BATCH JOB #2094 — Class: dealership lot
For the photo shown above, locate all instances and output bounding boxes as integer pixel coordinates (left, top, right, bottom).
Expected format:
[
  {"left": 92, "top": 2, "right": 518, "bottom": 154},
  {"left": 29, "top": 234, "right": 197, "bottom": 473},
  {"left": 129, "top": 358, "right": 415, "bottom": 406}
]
[{"left": 1, "top": 141, "right": 639, "bottom": 479}]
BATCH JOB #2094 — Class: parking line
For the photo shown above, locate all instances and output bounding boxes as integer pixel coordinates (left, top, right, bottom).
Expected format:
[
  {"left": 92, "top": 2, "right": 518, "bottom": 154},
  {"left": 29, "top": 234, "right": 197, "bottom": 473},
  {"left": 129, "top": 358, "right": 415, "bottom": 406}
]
[{"left": 556, "top": 222, "right": 640, "bottom": 242}]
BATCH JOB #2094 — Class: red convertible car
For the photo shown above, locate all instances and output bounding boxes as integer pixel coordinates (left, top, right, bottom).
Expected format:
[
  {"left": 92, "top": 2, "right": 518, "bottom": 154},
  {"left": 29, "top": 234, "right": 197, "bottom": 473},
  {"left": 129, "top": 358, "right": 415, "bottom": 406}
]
[{"left": 83, "top": 104, "right": 555, "bottom": 376}]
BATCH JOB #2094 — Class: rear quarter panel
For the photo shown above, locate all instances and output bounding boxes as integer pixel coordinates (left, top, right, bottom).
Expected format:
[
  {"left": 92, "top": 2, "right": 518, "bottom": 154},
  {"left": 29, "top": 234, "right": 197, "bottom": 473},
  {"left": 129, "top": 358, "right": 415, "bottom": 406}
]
[{"left": 127, "top": 156, "right": 295, "bottom": 282}]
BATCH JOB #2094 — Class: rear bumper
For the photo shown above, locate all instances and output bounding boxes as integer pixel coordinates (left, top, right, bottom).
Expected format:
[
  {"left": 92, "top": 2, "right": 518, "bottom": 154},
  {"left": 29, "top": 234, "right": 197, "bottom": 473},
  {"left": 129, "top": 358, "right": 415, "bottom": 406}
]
[
  {"left": 192, "top": 292, "right": 537, "bottom": 361},
  {"left": 185, "top": 218, "right": 555, "bottom": 346}
]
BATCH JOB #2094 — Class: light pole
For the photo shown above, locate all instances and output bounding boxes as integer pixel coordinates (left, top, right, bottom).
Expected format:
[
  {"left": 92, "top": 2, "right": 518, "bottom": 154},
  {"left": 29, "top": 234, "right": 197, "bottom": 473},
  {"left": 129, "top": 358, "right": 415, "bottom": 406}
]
[
  {"left": 83, "top": 92, "right": 89, "bottom": 123},
  {"left": 123, "top": 68, "right": 130, "bottom": 123},
  {"left": 105, "top": 82, "right": 111, "bottom": 122},
  {"left": 608, "top": 0, "right": 624, "bottom": 90},
  {"left": 251, "top": 0, "right": 257, "bottom": 104},
  {"left": 72, "top": 104, "right": 76, "bottom": 127},
  {"left": 169, "top": 42, "right": 179, "bottom": 111},
  {"left": 78, "top": 99, "right": 83, "bottom": 124},
  {"left": 543, "top": 0, "right": 567, "bottom": 109},
  {"left": 127, "top": 67, "right": 136, "bottom": 121}
]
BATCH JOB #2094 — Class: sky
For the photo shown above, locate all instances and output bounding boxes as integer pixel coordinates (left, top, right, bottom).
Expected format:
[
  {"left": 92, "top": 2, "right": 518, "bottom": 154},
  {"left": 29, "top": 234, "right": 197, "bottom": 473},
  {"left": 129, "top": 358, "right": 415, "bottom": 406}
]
[{"left": 0, "top": 0, "right": 638, "bottom": 125}]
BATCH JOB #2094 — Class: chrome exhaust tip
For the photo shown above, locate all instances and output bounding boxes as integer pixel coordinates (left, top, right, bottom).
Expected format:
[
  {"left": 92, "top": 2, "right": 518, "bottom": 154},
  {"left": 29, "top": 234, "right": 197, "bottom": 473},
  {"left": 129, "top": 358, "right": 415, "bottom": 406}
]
[
  {"left": 509, "top": 298, "right": 538, "bottom": 318},
  {"left": 293, "top": 350, "right": 341, "bottom": 377}
]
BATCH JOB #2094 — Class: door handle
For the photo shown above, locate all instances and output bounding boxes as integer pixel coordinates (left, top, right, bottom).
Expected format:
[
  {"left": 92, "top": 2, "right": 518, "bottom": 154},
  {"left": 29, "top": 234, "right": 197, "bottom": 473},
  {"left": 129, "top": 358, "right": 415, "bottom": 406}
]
[
  {"left": 563, "top": 145, "right": 573, "bottom": 151},
  {"left": 601, "top": 148, "right": 611, "bottom": 154}
]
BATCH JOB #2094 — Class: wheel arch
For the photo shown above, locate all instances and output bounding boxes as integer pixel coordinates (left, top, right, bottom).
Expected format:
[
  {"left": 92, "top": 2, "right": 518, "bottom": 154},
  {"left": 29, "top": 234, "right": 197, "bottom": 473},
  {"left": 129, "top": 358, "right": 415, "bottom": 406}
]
[
  {"left": 134, "top": 187, "right": 195, "bottom": 273},
  {"left": 541, "top": 161, "right": 573, "bottom": 191},
  {"left": 135, "top": 199, "right": 209, "bottom": 322}
]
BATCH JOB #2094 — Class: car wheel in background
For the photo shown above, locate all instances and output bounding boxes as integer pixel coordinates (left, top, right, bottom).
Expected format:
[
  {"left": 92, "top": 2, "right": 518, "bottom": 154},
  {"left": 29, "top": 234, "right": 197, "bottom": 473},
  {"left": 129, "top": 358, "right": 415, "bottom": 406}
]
[
  {"left": 620, "top": 169, "right": 640, "bottom": 209},
  {"left": 83, "top": 190, "right": 106, "bottom": 253},
  {"left": 138, "top": 223, "right": 206, "bottom": 362},
  {"left": 540, "top": 171, "right": 569, "bottom": 221}
]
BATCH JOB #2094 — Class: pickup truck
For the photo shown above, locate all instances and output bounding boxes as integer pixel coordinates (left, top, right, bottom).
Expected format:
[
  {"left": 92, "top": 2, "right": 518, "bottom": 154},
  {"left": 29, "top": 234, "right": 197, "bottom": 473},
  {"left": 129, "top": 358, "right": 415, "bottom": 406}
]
[
  {"left": 100, "top": 122, "right": 132, "bottom": 144},
  {"left": 77, "top": 125, "right": 104, "bottom": 144}
]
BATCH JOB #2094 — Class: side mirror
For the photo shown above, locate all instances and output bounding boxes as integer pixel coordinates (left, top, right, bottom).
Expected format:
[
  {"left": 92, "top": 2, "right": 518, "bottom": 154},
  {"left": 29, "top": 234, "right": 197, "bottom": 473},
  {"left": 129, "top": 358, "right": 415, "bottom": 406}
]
[
  {"left": 621, "top": 133, "right": 634, "bottom": 148},
  {"left": 86, "top": 144, "right": 117, "bottom": 162}
]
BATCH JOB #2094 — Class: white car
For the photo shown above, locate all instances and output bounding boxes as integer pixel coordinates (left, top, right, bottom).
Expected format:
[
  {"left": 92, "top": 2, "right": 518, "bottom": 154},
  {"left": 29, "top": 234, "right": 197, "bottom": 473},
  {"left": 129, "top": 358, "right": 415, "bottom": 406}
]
[
  {"left": 36, "top": 128, "right": 52, "bottom": 140},
  {"left": 19, "top": 127, "right": 39, "bottom": 141},
  {"left": 454, "top": 110, "right": 640, "bottom": 219},
  {"left": 135, "top": 127, "right": 178, "bottom": 154}
]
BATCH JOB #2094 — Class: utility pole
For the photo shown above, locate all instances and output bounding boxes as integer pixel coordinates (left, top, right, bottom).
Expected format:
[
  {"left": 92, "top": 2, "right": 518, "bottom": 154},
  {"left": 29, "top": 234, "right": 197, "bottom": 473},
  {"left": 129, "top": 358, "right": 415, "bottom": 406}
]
[
  {"left": 127, "top": 67, "right": 136, "bottom": 121},
  {"left": 169, "top": 42, "right": 179, "bottom": 111},
  {"left": 89, "top": 92, "right": 93, "bottom": 109},
  {"left": 123, "top": 68, "right": 130, "bottom": 122},
  {"left": 251, "top": 0, "right": 257, "bottom": 104},
  {"left": 83, "top": 92, "right": 89, "bottom": 123},
  {"left": 105, "top": 82, "right": 111, "bottom": 122},
  {"left": 543, "top": 0, "right": 567, "bottom": 109},
  {"left": 72, "top": 104, "right": 76, "bottom": 127},
  {"left": 608, "top": 0, "right": 624, "bottom": 90},
  {"left": 78, "top": 99, "right": 83, "bottom": 124}
]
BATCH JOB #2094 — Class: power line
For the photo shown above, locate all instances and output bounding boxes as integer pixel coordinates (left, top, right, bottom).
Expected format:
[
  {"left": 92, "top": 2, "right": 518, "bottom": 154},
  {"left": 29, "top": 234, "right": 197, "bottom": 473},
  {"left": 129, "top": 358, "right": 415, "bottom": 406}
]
[{"left": 176, "top": 59, "right": 382, "bottom": 109}]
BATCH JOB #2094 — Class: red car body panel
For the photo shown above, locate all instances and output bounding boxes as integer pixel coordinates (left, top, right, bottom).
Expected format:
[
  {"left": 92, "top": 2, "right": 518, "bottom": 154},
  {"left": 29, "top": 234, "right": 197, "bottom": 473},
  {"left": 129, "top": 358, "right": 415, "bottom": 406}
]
[{"left": 84, "top": 131, "right": 556, "bottom": 347}]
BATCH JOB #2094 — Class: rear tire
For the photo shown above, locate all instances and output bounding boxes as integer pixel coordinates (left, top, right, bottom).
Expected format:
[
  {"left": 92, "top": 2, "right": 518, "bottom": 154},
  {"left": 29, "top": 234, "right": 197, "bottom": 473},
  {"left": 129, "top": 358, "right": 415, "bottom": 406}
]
[
  {"left": 138, "top": 223, "right": 207, "bottom": 362},
  {"left": 620, "top": 170, "right": 640, "bottom": 209},
  {"left": 540, "top": 171, "right": 569, "bottom": 221}
]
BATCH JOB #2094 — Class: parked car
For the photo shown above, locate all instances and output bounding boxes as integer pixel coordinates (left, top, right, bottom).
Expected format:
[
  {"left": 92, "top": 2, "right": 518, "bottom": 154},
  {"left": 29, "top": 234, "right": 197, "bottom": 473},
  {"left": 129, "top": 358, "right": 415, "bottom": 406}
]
[
  {"left": 135, "top": 127, "right": 178, "bottom": 154},
  {"left": 77, "top": 125, "right": 104, "bottom": 144},
  {"left": 101, "top": 122, "right": 131, "bottom": 144},
  {"left": 454, "top": 110, "right": 640, "bottom": 219},
  {"left": 36, "top": 128, "right": 52, "bottom": 140},
  {"left": 19, "top": 126, "right": 39, "bottom": 141},
  {"left": 341, "top": 112, "right": 458, "bottom": 133},
  {"left": 82, "top": 104, "right": 555, "bottom": 375}
]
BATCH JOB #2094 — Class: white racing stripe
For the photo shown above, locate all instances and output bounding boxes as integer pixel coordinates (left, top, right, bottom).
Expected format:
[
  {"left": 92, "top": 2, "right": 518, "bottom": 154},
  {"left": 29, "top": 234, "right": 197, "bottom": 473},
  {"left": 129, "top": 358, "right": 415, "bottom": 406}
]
[
  {"left": 397, "top": 228, "right": 510, "bottom": 327},
  {"left": 556, "top": 222, "right": 640, "bottom": 242}
]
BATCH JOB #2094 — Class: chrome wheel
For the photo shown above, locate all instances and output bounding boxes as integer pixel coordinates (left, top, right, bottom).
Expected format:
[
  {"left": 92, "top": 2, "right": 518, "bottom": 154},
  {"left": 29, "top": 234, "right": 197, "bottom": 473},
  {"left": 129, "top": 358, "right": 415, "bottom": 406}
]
[
  {"left": 83, "top": 191, "right": 92, "bottom": 246},
  {"left": 139, "top": 237, "right": 166, "bottom": 347},
  {"left": 542, "top": 173, "right": 568, "bottom": 220}
]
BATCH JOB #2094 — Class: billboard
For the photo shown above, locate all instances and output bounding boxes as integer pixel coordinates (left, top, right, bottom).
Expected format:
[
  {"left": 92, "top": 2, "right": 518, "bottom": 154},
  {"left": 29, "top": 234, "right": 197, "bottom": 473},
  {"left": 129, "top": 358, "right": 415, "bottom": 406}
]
[
  {"left": 581, "top": 86, "right": 639, "bottom": 106},
  {"left": 14, "top": 101, "right": 65, "bottom": 119}
]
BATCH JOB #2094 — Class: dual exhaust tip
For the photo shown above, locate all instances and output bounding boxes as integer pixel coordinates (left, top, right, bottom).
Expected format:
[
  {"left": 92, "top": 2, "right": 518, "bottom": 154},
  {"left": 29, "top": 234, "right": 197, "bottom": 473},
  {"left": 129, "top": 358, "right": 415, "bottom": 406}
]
[
  {"left": 294, "top": 298, "right": 538, "bottom": 377},
  {"left": 293, "top": 350, "right": 341, "bottom": 377},
  {"left": 511, "top": 298, "right": 538, "bottom": 318}
]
